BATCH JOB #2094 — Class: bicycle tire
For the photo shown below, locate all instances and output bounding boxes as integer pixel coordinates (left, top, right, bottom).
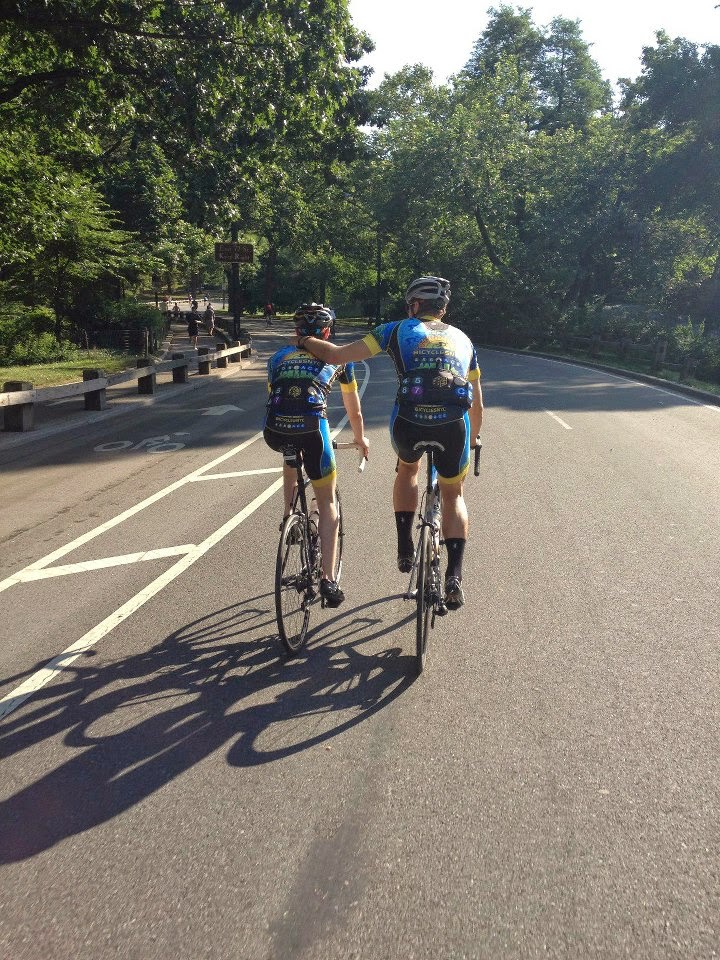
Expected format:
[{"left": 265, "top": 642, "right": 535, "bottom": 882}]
[
  {"left": 275, "top": 513, "right": 312, "bottom": 655},
  {"left": 415, "top": 524, "right": 431, "bottom": 674},
  {"left": 333, "top": 487, "right": 344, "bottom": 583}
]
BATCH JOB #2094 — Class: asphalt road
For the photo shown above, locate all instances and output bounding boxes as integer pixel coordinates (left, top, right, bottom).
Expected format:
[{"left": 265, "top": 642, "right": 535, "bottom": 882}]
[{"left": 1, "top": 324, "right": 719, "bottom": 960}]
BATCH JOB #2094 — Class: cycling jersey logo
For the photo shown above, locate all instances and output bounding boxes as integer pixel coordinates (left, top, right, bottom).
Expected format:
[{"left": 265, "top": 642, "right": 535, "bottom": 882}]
[
  {"left": 417, "top": 335, "right": 453, "bottom": 351},
  {"left": 289, "top": 386, "right": 301, "bottom": 398},
  {"left": 432, "top": 374, "right": 450, "bottom": 388}
]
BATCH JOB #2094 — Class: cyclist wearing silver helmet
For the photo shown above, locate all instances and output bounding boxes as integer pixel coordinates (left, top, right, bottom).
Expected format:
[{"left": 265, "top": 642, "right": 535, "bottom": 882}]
[
  {"left": 264, "top": 303, "right": 369, "bottom": 607},
  {"left": 297, "top": 277, "right": 483, "bottom": 610}
]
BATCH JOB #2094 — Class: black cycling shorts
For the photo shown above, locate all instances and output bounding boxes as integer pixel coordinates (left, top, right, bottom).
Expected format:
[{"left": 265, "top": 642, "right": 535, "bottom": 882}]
[
  {"left": 263, "top": 420, "right": 336, "bottom": 488},
  {"left": 390, "top": 411, "right": 471, "bottom": 484}
]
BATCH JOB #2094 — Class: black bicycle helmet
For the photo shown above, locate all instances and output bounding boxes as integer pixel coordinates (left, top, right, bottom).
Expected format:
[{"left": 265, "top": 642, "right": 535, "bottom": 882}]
[
  {"left": 293, "top": 303, "right": 333, "bottom": 337},
  {"left": 404, "top": 276, "right": 451, "bottom": 307}
]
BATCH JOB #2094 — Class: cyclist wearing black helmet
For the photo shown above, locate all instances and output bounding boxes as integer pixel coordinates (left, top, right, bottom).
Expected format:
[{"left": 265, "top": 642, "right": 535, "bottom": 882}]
[
  {"left": 264, "top": 303, "right": 369, "bottom": 607},
  {"left": 297, "top": 278, "right": 483, "bottom": 610}
]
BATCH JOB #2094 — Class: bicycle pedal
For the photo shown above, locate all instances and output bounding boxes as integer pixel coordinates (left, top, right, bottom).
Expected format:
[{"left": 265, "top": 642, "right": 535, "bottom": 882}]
[{"left": 436, "top": 602, "right": 448, "bottom": 617}]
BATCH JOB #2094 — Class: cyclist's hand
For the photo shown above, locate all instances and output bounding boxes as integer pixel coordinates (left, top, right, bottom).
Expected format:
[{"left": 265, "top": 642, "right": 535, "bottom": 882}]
[
  {"left": 355, "top": 435, "right": 370, "bottom": 460},
  {"left": 471, "top": 435, "right": 482, "bottom": 449}
]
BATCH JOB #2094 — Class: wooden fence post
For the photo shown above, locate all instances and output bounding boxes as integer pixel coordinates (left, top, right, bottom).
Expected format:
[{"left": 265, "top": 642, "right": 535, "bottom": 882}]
[
  {"left": 197, "top": 347, "right": 211, "bottom": 375},
  {"left": 171, "top": 353, "right": 189, "bottom": 383},
  {"left": 137, "top": 357, "right": 156, "bottom": 394},
  {"left": 83, "top": 369, "right": 107, "bottom": 410},
  {"left": 2, "top": 381, "right": 34, "bottom": 431}
]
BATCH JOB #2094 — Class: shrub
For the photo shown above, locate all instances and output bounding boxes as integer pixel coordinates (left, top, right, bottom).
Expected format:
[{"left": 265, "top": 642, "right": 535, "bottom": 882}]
[
  {"left": 105, "top": 301, "right": 164, "bottom": 335},
  {"left": 8, "top": 332, "right": 79, "bottom": 365},
  {"left": 0, "top": 305, "right": 56, "bottom": 362}
]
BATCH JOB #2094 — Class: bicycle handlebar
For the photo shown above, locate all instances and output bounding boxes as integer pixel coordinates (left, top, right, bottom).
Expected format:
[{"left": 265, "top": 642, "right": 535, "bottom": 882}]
[
  {"left": 332, "top": 440, "right": 368, "bottom": 473},
  {"left": 473, "top": 438, "right": 482, "bottom": 476}
]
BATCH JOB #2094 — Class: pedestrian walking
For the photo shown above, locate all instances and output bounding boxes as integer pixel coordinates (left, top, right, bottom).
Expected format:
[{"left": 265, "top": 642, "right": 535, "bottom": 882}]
[
  {"left": 187, "top": 310, "right": 200, "bottom": 348},
  {"left": 204, "top": 303, "right": 216, "bottom": 336}
]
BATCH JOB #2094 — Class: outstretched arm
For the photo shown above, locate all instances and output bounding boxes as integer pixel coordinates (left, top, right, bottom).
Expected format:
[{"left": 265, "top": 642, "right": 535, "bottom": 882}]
[
  {"left": 341, "top": 389, "right": 370, "bottom": 460},
  {"left": 470, "top": 380, "right": 484, "bottom": 440},
  {"left": 298, "top": 335, "right": 372, "bottom": 365}
]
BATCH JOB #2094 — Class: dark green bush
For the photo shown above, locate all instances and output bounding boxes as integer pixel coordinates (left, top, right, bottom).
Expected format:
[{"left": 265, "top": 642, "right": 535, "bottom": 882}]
[{"left": 7, "top": 332, "right": 79, "bottom": 364}]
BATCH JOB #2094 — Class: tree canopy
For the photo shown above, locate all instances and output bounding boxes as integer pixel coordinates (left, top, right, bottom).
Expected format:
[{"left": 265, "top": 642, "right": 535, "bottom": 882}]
[{"left": 1, "top": 2, "right": 719, "bottom": 379}]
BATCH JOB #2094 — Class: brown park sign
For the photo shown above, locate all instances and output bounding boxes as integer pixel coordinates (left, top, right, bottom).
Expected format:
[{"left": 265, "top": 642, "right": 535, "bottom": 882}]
[{"left": 214, "top": 242, "right": 254, "bottom": 263}]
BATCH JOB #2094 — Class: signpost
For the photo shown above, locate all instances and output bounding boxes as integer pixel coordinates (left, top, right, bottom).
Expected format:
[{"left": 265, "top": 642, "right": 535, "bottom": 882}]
[
  {"left": 216, "top": 233, "right": 253, "bottom": 336},
  {"left": 214, "top": 242, "right": 253, "bottom": 264}
]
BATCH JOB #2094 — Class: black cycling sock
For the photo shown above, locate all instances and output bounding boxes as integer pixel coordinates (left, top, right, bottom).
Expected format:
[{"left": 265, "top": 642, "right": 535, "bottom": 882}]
[
  {"left": 395, "top": 511, "right": 415, "bottom": 555},
  {"left": 444, "top": 538, "right": 466, "bottom": 580}
]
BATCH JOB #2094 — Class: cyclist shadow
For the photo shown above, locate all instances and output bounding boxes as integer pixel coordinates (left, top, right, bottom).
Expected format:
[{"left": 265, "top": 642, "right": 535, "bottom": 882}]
[
  {"left": 0, "top": 593, "right": 412, "bottom": 862},
  {"left": 227, "top": 595, "right": 416, "bottom": 766}
]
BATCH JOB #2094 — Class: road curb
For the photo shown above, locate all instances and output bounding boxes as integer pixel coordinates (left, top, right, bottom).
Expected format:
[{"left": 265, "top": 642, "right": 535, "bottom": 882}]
[
  {"left": 480, "top": 345, "right": 720, "bottom": 407},
  {"left": 0, "top": 354, "right": 260, "bottom": 451}
]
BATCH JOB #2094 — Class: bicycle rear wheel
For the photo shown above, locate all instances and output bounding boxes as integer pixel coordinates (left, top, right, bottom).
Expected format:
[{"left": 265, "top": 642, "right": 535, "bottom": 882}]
[
  {"left": 275, "top": 513, "right": 312, "bottom": 654},
  {"left": 415, "top": 524, "right": 431, "bottom": 674}
]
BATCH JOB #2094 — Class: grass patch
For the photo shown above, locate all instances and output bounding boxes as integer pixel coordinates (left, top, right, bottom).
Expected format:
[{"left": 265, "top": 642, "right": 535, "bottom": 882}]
[
  {"left": 522, "top": 345, "right": 720, "bottom": 396},
  {"left": 0, "top": 350, "right": 139, "bottom": 388}
]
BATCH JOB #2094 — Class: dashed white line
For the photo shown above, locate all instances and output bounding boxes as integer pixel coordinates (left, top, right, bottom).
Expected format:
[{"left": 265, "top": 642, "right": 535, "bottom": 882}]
[{"left": 544, "top": 410, "right": 572, "bottom": 430}]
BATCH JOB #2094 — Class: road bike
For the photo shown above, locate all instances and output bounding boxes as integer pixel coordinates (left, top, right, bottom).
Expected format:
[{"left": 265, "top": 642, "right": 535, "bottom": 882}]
[
  {"left": 404, "top": 439, "right": 482, "bottom": 674},
  {"left": 275, "top": 439, "right": 365, "bottom": 655}
]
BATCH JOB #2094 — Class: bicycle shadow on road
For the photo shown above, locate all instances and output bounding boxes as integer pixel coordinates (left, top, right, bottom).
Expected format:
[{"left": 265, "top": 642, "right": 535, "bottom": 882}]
[{"left": 0, "top": 593, "right": 412, "bottom": 863}]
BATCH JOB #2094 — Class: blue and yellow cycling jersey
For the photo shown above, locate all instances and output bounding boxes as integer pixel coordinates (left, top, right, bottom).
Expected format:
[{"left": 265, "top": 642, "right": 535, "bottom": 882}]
[
  {"left": 265, "top": 345, "right": 358, "bottom": 433},
  {"left": 363, "top": 317, "right": 480, "bottom": 424}
]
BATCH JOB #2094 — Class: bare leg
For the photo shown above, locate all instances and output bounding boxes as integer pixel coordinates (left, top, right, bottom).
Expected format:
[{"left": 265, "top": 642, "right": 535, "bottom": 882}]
[
  {"left": 393, "top": 459, "right": 421, "bottom": 513},
  {"left": 282, "top": 463, "right": 298, "bottom": 517},
  {"left": 439, "top": 481, "right": 468, "bottom": 540},
  {"left": 312, "top": 480, "right": 339, "bottom": 578}
]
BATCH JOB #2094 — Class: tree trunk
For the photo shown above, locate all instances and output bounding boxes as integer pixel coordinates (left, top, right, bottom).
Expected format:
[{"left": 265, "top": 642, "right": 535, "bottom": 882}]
[
  {"left": 474, "top": 206, "right": 509, "bottom": 272},
  {"left": 264, "top": 244, "right": 277, "bottom": 307}
]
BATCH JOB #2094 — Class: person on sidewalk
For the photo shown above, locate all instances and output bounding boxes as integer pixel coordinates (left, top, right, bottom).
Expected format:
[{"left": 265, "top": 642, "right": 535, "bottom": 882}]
[
  {"left": 187, "top": 310, "right": 200, "bottom": 348},
  {"left": 204, "top": 303, "right": 216, "bottom": 336}
]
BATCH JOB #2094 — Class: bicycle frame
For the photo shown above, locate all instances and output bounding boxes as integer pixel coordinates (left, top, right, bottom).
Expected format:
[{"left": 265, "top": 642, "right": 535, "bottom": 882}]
[
  {"left": 404, "top": 449, "right": 445, "bottom": 617},
  {"left": 404, "top": 438, "right": 482, "bottom": 674}
]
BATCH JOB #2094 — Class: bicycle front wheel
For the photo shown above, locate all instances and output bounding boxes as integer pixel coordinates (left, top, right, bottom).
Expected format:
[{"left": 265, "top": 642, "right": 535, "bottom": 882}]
[
  {"left": 275, "top": 514, "right": 312, "bottom": 655},
  {"left": 415, "top": 524, "right": 431, "bottom": 674}
]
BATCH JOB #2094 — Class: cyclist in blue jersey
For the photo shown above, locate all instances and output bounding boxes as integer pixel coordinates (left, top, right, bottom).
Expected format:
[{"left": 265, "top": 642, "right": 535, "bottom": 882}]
[
  {"left": 265, "top": 304, "right": 369, "bottom": 607},
  {"left": 297, "top": 277, "right": 483, "bottom": 610}
]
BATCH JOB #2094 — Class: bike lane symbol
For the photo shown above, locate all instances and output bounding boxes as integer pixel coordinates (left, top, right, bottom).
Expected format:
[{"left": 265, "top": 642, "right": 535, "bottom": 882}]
[{"left": 94, "top": 434, "right": 187, "bottom": 453}]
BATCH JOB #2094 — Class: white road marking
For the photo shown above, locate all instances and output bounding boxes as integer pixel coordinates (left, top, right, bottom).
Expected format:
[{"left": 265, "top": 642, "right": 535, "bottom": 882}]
[
  {"left": 485, "top": 349, "right": 720, "bottom": 412},
  {"left": 190, "top": 469, "right": 283, "bottom": 480},
  {"left": 0, "top": 482, "right": 282, "bottom": 721},
  {"left": 0, "top": 361, "right": 371, "bottom": 720},
  {"left": 8, "top": 546, "right": 195, "bottom": 584},
  {"left": 0, "top": 430, "right": 265, "bottom": 593},
  {"left": 544, "top": 410, "right": 572, "bottom": 430},
  {"left": 202, "top": 405, "right": 245, "bottom": 415}
]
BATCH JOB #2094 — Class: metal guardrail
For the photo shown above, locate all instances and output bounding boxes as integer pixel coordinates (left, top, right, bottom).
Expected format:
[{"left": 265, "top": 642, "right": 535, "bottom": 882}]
[{"left": 1, "top": 341, "right": 252, "bottom": 432}]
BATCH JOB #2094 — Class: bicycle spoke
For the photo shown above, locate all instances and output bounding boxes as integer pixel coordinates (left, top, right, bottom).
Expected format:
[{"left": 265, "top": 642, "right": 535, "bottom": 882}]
[{"left": 275, "top": 514, "right": 312, "bottom": 655}]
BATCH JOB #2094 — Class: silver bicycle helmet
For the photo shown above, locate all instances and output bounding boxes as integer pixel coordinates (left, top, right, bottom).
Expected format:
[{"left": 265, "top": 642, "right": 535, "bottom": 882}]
[
  {"left": 404, "top": 276, "right": 451, "bottom": 306},
  {"left": 293, "top": 303, "right": 333, "bottom": 337}
]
